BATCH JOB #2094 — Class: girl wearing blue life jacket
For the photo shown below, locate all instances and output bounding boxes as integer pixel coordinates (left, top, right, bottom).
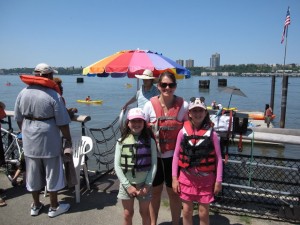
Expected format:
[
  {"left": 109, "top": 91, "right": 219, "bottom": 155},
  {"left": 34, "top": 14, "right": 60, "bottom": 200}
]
[{"left": 114, "top": 108, "right": 157, "bottom": 225}]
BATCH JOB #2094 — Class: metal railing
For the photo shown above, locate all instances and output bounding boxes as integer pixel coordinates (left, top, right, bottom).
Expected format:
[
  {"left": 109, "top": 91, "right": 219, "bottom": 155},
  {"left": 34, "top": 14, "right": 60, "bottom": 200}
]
[
  {"left": 2, "top": 110, "right": 91, "bottom": 137},
  {"left": 211, "top": 152, "right": 300, "bottom": 223}
]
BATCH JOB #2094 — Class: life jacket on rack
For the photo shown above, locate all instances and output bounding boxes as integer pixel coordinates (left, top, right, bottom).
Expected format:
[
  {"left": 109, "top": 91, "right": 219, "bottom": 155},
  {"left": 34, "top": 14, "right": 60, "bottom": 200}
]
[
  {"left": 120, "top": 134, "right": 152, "bottom": 178},
  {"left": 149, "top": 96, "right": 184, "bottom": 153},
  {"left": 178, "top": 121, "right": 216, "bottom": 172},
  {"left": 20, "top": 74, "right": 62, "bottom": 95}
]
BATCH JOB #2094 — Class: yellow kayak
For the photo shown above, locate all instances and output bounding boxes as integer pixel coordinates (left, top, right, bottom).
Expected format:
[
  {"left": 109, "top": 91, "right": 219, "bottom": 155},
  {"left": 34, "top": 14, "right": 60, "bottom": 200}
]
[
  {"left": 125, "top": 83, "right": 132, "bottom": 88},
  {"left": 76, "top": 100, "right": 103, "bottom": 104},
  {"left": 207, "top": 106, "right": 237, "bottom": 111}
]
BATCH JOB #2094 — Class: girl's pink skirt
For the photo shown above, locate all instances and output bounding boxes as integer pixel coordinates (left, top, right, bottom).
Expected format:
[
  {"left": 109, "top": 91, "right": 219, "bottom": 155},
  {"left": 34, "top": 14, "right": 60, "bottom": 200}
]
[{"left": 178, "top": 170, "right": 215, "bottom": 204}]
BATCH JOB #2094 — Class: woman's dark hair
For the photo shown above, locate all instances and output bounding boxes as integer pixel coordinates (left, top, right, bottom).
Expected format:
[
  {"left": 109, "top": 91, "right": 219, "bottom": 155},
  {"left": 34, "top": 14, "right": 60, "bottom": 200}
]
[
  {"left": 158, "top": 71, "right": 176, "bottom": 84},
  {"left": 119, "top": 119, "right": 152, "bottom": 143},
  {"left": 264, "top": 104, "right": 270, "bottom": 115},
  {"left": 266, "top": 104, "right": 270, "bottom": 109}
]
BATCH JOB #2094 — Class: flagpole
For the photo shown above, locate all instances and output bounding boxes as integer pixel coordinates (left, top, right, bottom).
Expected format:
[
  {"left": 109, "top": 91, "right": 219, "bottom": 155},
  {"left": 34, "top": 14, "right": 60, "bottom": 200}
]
[{"left": 280, "top": 24, "right": 289, "bottom": 128}]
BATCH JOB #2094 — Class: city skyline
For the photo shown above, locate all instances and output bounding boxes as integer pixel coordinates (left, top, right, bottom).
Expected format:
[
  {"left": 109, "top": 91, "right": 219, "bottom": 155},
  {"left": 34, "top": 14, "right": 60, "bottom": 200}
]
[{"left": 1, "top": 0, "right": 299, "bottom": 69}]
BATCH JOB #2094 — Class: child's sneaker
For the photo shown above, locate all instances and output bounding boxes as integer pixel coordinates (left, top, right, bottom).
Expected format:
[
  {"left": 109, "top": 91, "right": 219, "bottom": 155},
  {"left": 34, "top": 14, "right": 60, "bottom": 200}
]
[
  {"left": 48, "top": 203, "right": 70, "bottom": 218},
  {"left": 30, "top": 202, "right": 43, "bottom": 216}
]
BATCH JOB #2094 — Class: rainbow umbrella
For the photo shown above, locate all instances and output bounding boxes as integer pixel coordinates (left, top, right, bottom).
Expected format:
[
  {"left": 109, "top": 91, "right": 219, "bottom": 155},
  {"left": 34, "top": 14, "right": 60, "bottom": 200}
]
[{"left": 82, "top": 49, "right": 190, "bottom": 79}]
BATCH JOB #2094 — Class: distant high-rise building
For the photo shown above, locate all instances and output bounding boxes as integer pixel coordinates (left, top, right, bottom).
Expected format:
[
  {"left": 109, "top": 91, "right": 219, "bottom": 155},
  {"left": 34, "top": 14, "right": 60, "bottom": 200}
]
[
  {"left": 176, "top": 59, "right": 184, "bottom": 67},
  {"left": 185, "top": 59, "right": 194, "bottom": 68},
  {"left": 210, "top": 53, "right": 220, "bottom": 68}
]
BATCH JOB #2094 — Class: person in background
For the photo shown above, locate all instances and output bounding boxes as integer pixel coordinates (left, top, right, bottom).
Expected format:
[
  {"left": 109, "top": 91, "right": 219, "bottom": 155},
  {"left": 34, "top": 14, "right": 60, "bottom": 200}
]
[
  {"left": 8, "top": 149, "right": 26, "bottom": 187},
  {"left": 14, "top": 63, "right": 72, "bottom": 217},
  {"left": 7, "top": 132, "right": 25, "bottom": 187},
  {"left": 265, "top": 104, "right": 273, "bottom": 128},
  {"left": 211, "top": 100, "right": 217, "bottom": 110},
  {"left": 85, "top": 96, "right": 91, "bottom": 101},
  {"left": 0, "top": 101, "right": 5, "bottom": 120},
  {"left": 143, "top": 71, "right": 189, "bottom": 225},
  {"left": 123, "top": 69, "right": 160, "bottom": 110},
  {"left": 0, "top": 101, "right": 6, "bottom": 166},
  {"left": 215, "top": 103, "right": 224, "bottom": 117},
  {"left": 0, "top": 101, "right": 7, "bottom": 207},
  {"left": 114, "top": 108, "right": 157, "bottom": 225},
  {"left": 53, "top": 77, "right": 78, "bottom": 119},
  {"left": 172, "top": 97, "right": 223, "bottom": 225}
]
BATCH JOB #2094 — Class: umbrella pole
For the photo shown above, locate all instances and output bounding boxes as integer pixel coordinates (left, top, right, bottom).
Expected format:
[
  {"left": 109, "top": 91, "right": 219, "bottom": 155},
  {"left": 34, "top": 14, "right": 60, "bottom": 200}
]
[{"left": 228, "top": 94, "right": 232, "bottom": 108}]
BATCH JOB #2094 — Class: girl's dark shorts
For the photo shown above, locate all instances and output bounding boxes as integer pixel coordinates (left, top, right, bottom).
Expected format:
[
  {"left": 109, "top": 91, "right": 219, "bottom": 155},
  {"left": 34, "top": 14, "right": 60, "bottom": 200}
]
[{"left": 152, "top": 157, "right": 173, "bottom": 188}]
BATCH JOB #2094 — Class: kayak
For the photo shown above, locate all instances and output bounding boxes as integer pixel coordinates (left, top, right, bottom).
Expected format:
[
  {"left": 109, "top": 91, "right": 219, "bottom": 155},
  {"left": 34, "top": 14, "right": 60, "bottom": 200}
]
[
  {"left": 207, "top": 106, "right": 237, "bottom": 111},
  {"left": 125, "top": 83, "right": 132, "bottom": 88},
  {"left": 249, "top": 113, "right": 276, "bottom": 120},
  {"left": 223, "top": 107, "right": 237, "bottom": 111},
  {"left": 76, "top": 100, "right": 103, "bottom": 104}
]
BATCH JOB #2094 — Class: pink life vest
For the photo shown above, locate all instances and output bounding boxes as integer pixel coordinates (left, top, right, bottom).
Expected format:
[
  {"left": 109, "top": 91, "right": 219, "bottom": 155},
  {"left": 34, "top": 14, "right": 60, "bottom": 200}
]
[
  {"left": 149, "top": 96, "right": 184, "bottom": 153},
  {"left": 178, "top": 121, "right": 216, "bottom": 172}
]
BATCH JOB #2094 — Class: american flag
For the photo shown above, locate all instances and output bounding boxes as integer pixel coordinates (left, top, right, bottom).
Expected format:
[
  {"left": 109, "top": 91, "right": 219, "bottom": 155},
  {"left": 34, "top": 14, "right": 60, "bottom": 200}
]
[{"left": 281, "top": 7, "right": 291, "bottom": 44}]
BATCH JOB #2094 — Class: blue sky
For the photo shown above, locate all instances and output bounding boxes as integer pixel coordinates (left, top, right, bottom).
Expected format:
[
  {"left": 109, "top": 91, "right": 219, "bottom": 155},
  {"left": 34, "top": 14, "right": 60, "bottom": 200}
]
[{"left": 0, "top": 0, "right": 299, "bottom": 69}]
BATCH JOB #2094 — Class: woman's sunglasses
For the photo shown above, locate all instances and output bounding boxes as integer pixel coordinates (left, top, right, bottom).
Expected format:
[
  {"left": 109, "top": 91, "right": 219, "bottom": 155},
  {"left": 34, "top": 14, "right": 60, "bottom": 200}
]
[{"left": 159, "top": 82, "right": 177, "bottom": 88}]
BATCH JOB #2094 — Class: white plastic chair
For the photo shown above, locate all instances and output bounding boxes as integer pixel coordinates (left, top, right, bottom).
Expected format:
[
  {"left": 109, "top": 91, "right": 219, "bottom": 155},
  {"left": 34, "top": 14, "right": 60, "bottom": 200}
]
[
  {"left": 73, "top": 136, "right": 93, "bottom": 203},
  {"left": 44, "top": 136, "right": 93, "bottom": 201}
]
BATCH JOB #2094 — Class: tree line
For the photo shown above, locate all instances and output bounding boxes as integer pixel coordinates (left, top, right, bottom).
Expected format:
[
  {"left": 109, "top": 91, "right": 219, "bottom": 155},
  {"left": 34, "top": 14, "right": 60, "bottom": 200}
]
[
  {"left": 0, "top": 67, "right": 83, "bottom": 75},
  {"left": 1, "top": 64, "right": 299, "bottom": 75}
]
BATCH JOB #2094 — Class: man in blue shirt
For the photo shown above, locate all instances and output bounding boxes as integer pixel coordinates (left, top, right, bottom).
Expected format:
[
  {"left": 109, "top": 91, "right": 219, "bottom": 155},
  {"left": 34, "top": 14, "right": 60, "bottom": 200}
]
[{"left": 123, "top": 69, "right": 160, "bottom": 110}]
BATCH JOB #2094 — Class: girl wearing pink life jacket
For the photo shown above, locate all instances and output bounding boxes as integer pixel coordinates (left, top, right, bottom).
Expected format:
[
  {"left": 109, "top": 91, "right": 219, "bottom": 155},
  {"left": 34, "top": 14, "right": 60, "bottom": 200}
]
[{"left": 172, "top": 97, "right": 223, "bottom": 225}]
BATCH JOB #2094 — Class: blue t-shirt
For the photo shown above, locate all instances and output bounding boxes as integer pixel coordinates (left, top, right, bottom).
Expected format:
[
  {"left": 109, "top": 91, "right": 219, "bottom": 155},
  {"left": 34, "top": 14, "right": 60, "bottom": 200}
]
[{"left": 136, "top": 85, "right": 160, "bottom": 109}]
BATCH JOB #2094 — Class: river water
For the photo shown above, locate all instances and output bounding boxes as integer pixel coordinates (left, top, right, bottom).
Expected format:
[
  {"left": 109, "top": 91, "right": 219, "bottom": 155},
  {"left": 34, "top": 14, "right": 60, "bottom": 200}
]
[{"left": 1, "top": 75, "right": 299, "bottom": 167}]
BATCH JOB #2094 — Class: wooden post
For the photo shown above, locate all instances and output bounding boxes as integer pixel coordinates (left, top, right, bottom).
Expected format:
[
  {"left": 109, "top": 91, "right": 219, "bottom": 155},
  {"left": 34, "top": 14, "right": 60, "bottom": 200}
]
[
  {"left": 199, "top": 80, "right": 210, "bottom": 89},
  {"left": 270, "top": 76, "right": 275, "bottom": 110},
  {"left": 280, "top": 75, "right": 288, "bottom": 128},
  {"left": 77, "top": 77, "right": 84, "bottom": 83},
  {"left": 218, "top": 78, "right": 227, "bottom": 87}
]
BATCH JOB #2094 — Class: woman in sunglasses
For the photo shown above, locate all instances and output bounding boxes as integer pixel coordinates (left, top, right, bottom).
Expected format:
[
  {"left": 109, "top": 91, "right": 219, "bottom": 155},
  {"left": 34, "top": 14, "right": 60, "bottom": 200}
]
[{"left": 143, "top": 71, "right": 189, "bottom": 225}]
